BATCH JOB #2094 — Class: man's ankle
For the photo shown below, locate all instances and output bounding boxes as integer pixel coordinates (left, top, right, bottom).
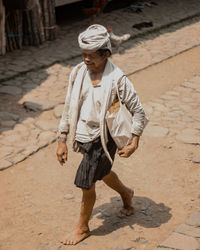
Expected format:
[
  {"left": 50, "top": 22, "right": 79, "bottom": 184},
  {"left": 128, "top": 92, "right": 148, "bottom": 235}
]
[{"left": 77, "top": 224, "right": 89, "bottom": 233}]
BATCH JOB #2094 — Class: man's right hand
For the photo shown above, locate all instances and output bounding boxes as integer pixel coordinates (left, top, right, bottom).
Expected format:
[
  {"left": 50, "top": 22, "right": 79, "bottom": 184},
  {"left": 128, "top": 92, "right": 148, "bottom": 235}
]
[{"left": 56, "top": 141, "right": 68, "bottom": 166}]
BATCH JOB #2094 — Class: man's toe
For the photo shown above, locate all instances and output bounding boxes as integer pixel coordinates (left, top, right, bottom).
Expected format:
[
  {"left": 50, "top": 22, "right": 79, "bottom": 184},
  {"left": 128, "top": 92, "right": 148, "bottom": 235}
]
[
  {"left": 73, "top": 240, "right": 77, "bottom": 245},
  {"left": 68, "top": 240, "right": 73, "bottom": 245}
]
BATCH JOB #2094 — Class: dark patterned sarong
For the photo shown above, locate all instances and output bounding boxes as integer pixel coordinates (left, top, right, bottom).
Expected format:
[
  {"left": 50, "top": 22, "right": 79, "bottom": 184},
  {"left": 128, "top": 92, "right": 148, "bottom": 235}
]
[{"left": 74, "top": 134, "right": 117, "bottom": 189}]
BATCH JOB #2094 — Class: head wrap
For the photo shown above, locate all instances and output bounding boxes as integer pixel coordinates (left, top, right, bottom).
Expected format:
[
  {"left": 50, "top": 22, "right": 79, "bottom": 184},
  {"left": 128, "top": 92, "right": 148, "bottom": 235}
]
[{"left": 78, "top": 24, "right": 112, "bottom": 53}]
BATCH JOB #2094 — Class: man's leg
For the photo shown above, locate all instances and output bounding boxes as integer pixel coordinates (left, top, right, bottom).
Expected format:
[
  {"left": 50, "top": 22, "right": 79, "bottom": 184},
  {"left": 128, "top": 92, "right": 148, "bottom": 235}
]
[
  {"left": 61, "top": 183, "right": 96, "bottom": 245},
  {"left": 103, "top": 171, "right": 134, "bottom": 216}
]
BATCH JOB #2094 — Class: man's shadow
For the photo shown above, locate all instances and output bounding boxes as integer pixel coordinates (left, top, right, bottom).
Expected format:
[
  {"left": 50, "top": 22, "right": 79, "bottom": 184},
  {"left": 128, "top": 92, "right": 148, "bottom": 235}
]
[{"left": 91, "top": 196, "right": 171, "bottom": 235}]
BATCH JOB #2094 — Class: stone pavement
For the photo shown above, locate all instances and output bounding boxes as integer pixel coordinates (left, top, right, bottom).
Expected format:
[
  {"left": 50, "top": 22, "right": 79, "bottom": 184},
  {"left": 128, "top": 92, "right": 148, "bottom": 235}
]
[
  {"left": 0, "top": 0, "right": 200, "bottom": 82},
  {"left": 143, "top": 75, "right": 200, "bottom": 146},
  {"left": 0, "top": 1, "right": 200, "bottom": 248},
  {"left": 141, "top": 75, "right": 200, "bottom": 249},
  {"left": 157, "top": 210, "right": 200, "bottom": 250},
  {"left": 1, "top": 3, "right": 200, "bottom": 170}
]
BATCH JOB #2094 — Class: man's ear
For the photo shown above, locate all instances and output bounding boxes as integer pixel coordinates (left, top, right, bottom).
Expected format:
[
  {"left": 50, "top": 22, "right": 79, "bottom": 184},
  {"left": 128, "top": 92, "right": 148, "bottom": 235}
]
[{"left": 105, "top": 50, "right": 111, "bottom": 58}]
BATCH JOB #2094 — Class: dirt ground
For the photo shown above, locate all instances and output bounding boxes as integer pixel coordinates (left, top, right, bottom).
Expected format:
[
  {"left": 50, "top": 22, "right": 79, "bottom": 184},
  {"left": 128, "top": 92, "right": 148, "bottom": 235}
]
[{"left": 0, "top": 46, "right": 200, "bottom": 250}]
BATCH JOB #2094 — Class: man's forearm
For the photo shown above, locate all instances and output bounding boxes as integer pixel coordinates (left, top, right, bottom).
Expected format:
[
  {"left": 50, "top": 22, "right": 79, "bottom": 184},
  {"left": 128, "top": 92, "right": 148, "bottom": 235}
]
[{"left": 130, "top": 134, "right": 140, "bottom": 147}]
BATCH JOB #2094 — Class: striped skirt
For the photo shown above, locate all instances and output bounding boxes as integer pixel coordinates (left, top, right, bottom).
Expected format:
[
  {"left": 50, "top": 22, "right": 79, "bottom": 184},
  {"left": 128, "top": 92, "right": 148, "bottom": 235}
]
[{"left": 74, "top": 134, "right": 117, "bottom": 189}]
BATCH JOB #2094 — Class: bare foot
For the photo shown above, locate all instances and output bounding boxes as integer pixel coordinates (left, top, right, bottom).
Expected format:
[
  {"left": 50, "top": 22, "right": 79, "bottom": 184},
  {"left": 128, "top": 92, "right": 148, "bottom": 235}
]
[
  {"left": 120, "top": 188, "right": 134, "bottom": 216},
  {"left": 60, "top": 227, "right": 90, "bottom": 245}
]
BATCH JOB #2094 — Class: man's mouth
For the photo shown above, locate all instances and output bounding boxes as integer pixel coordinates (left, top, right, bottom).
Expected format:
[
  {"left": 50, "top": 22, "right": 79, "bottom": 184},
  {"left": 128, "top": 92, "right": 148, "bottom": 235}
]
[{"left": 85, "top": 62, "right": 93, "bottom": 66}]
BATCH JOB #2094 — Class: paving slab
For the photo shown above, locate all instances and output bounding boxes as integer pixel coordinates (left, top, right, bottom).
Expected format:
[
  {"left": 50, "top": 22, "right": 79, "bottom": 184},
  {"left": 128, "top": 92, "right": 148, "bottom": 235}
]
[
  {"left": 192, "top": 155, "right": 200, "bottom": 164},
  {"left": 158, "top": 210, "right": 200, "bottom": 249},
  {"left": 186, "top": 211, "right": 200, "bottom": 227},
  {"left": 157, "top": 248, "right": 174, "bottom": 250},
  {"left": 0, "top": 86, "right": 22, "bottom": 95},
  {"left": 0, "top": 159, "right": 13, "bottom": 171},
  {"left": 158, "top": 232, "right": 200, "bottom": 250},
  {"left": 0, "top": 112, "right": 19, "bottom": 122},
  {"left": 175, "top": 224, "right": 200, "bottom": 238}
]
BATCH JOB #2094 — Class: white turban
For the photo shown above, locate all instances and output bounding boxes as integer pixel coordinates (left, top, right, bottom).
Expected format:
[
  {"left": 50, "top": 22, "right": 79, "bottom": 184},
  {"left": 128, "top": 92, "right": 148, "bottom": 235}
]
[{"left": 78, "top": 24, "right": 112, "bottom": 53}]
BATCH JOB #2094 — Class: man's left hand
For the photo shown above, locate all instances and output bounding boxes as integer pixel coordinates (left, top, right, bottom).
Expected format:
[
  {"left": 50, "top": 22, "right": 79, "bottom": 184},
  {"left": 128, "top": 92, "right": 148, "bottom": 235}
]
[{"left": 117, "top": 135, "right": 140, "bottom": 158}]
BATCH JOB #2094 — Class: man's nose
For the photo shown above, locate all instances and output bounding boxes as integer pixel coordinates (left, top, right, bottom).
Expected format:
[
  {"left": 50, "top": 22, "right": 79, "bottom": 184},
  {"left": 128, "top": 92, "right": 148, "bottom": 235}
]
[{"left": 84, "top": 55, "right": 90, "bottom": 62}]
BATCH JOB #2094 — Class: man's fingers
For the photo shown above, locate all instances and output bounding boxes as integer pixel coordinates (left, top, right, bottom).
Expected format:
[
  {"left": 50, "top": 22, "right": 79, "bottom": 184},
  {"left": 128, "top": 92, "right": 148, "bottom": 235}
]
[
  {"left": 57, "top": 155, "right": 62, "bottom": 164},
  {"left": 57, "top": 153, "right": 64, "bottom": 165},
  {"left": 118, "top": 151, "right": 127, "bottom": 157},
  {"left": 120, "top": 154, "right": 128, "bottom": 158},
  {"left": 63, "top": 152, "right": 67, "bottom": 161},
  {"left": 59, "top": 161, "right": 64, "bottom": 166},
  {"left": 118, "top": 150, "right": 132, "bottom": 158},
  {"left": 117, "top": 149, "right": 124, "bottom": 155}
]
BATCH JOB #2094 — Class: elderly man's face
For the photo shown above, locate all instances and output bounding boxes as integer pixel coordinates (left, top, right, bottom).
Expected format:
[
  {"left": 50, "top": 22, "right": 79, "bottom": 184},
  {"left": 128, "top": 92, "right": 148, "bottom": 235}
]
[{"left": 82, "top": 50, "right": 109, "bottom": 72}]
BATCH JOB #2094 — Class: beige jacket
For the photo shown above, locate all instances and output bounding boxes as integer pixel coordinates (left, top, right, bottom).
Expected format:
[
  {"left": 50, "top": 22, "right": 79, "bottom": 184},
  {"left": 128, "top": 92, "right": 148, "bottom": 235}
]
[{"left": 58, "top": 60, "right": 148, "bottom": 163}]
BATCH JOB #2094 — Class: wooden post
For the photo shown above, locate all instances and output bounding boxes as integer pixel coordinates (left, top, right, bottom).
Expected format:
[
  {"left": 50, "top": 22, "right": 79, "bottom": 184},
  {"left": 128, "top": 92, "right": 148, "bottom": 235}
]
[
  {"left": 0, "top": 0, "right": 6, "bottom": 55},
  {"left": 40, "top": 0, "right": 56, "bottom": 41},
  {"left": 22, "top": 0, "right": 45, "bottom": 46}
]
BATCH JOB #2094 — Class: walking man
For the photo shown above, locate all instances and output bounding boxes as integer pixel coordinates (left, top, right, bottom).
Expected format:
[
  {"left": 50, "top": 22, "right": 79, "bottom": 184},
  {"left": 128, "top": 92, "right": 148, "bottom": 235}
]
[{"left": 56, "top": 24, "right": 148, "bottom": 245}]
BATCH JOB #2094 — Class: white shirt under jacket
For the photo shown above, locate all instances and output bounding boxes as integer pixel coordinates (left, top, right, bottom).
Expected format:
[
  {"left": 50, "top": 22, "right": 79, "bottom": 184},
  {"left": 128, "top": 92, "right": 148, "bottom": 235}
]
[{"left": 75, "top": 70, "right": 102, "bottom": 143}]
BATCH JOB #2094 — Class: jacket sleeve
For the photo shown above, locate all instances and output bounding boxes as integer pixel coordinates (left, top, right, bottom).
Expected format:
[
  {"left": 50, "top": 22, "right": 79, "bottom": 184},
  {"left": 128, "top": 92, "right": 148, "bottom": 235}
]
[
  {"left": 118, "top": 76, "right": 148, "bottom": 136},
  {"left": 57, "top": 65, "right": 79, "bottom": 135}
]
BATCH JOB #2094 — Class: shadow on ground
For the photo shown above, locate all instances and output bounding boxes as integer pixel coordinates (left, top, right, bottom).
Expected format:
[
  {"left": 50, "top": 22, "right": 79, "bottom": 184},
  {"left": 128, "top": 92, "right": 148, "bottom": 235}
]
[
  {"left": 0, "top": 69, "right": 50, "bottom": 134},
  {"left": 1, "top": 0, "right": 200, "bottom": 135},
  {"left": 0, "top": 55, "right": 82, "bottom": 135},
  {"left": 91, "top": 196, "right": 172, "bottom": 236}
]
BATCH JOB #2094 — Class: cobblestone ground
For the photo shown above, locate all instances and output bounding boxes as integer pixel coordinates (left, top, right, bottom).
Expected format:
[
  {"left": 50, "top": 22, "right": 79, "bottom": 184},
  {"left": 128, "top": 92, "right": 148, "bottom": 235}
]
[
  {"left": 142, "top": 77, "right": 200, "bottom": 249},
  {"left": 1, "top": 68, "right": 200, "bottom": 250},
  {"left": 157, "top": 210, "right": 200, "bottom": 249},
  {"left": 1, "top": 16, "right": 200, "bottom": 169},
  {"left": 143, "top": 76, "right": 200, "bottom": 144},
  {"left": 0, "top": 1, "right": 200, "bottom": 248},
  {"left": 0, "top": 0, "right": 200, "bottom": 82}
]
